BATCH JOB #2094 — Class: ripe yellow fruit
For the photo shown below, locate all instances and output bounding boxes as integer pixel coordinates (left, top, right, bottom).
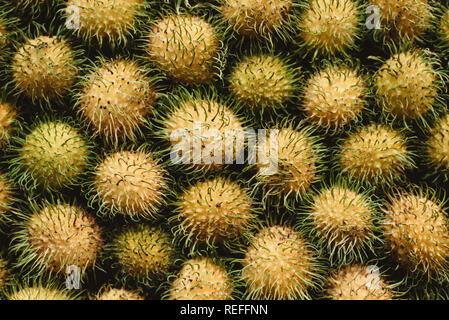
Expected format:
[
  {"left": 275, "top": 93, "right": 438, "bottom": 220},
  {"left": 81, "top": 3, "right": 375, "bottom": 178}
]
[
  {"left": 167, "top": 258, "right": 233, "bottom": 300},
  {"left": 11, "top": 36, "right": 78, "bottom": 102},
  {"left": 374, "top": 50, "right": 440, "bottom": 120},
  {"left": 147, "top": 13, "right": 220, "bottom": 85},
  {"left": 173, "top": 177, "right": 255, "bottom": 248},
  {"left": 220, "top": 0, "right": 294, "bottom": 37},
  {"left": 302, "top": 65, "right": 366, "bottom": 132},
  {"left": 0, "top": 102, "right": 16, "bottom": 147},
  {"left": 337, "top": 124, "right": 413, "bottom": 186},
  {"left": 242, "top": 225, "right": 322, "bottom": 300},
  {"left": 8, "top": 286, "right": 73, "bottom": 300},
  {"left": 96, "top": 287, "right": 145, "bottom": 300},
  {"left": 92, "top": 150, "right": 168, "bottom": 219},
  {"left": 325, "top": 264, "right": 394, "bottom": 300},
  {"left": 299, "top": 0, "right": 360, "bottom": 56},
  {"left": 78, "top": 59, "right": 158, "bottom": 144},
  {"left": 426, "top": 114, "right": 449, "bottom": 175}
]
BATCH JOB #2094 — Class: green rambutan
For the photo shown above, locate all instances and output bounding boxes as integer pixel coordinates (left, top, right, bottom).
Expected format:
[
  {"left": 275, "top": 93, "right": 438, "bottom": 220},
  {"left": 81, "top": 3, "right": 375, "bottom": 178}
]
[
  {"left": 171, "top": 176, "right": 257, "bottom": 251},
  {"left": 336, "top": 123, "right": 414, "bottom": 187},
  {"left": 241, "top": 225, "right": 324, "bottom": 300},
  {"left": 89, "top": 148, "right": 169, "bottom": 220},
  {"left": 382, "top": 187, "right": 449, "bottom": 282},
  {"left": 228, "top": 53, "right": 300, "bottom": 113},
  {"left": 301, "top": 62, "right": 367, "bottom": 133},
  {"left": 146, "top": 11, "right": 222, "bottom": 85},
  {"left": 11, "top": 200, "right": 104, "bottom": 277},
  {"left": 76, "top": 58, "right": 159, "bottom": 145},
  {"left": 95, "top": 286, "right": 145, "bottom": 300},
  {"left": 0, "top": 101, "right": 17, "bottom": 147},
  {"left": 324, "top": 264, "right": 395, "bottom": 300},
  {"left": 166, "top": 257, "right": 233, "bottom": 300},
  {"left": 8, "top": 119, "right": 92, "bottom": 194},
  {"left": 425, "top": 114, "right": 449, "bottom": 180},
  {"left": 298, "top": 0, "right": 362, "bottom": 57}
]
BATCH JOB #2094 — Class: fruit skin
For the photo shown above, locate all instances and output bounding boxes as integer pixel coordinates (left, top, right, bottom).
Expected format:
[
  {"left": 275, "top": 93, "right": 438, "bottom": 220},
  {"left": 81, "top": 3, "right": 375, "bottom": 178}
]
[
  {"left": 170, "top": 176, "right": 257, "bottom": 252},
  {"left": 87, "top": 147, "right": 170, "bottom": 220},
  {"left": 11, "top": 199, "right": 104, "bottom": 278},
  {"left": 76, "top": 57, "right": 159, "bottom": 145},
  {"left": 304, "top": 180, "right": 381, "bottom": 266},
  {"left": 95, "top": 286, "right": 145, "bottom": 300},
  {"left": 424, "top": 114, "right": 449, "bottom": 181},
  {"left": 165, "top": 257, "right": 234, "bottom": 300},
  {"left": 301, "top": 61, "right": 367, "bottom": 133},
  {"left": 240, "top": 224, "right": 324, "bottom": 300},
  {"left": 335, "top": 123, "right": 415, "bottom": 188},
  {"left": 373, "top": 48, "right": 445, "bottom": 125},
  {"left": 63, "top": 0, "right": 148, "bottom": 47},
  {"left": 382, "top": 187, "right": 449, "bottom": 283},
  {"left": 228, "top": 53, "right": 300, "bottom": 114},
  {"left": 298, "top": 0, "right": 362, "bottom": 58},
  {"left": 107, "top": 224, "right": 176, "bottom": 285},
  {"left": 3, "top": 278, "right": 79, "bottom": 300},
  {"left": 0, "top": 101, "right": 18, "bottom": 148},
  {"left": 7, "top": 118, "right": 93, "bottom": 195},
  {"left": 0, "top": 172, "right": 16, "bottom": 228},
  {"left": 325, "top": 264, "right": 395, "bottom": 300},
  {"left": 145, "top": 10, "right": 223, "bottom": 85}
]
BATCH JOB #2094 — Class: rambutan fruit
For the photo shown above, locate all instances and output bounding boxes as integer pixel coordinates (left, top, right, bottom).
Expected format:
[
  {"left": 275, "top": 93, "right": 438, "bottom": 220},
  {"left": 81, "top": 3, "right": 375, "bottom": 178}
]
[
  {"left": 436, "top": 6, "right": 449, "bottom": 51},
  {"left": 5, "top": 280, "right": 78, "bottom": 300},
  {"left": 0, "top": 173, "right": 15, "bottom": 226},
  {"left": 0, "top": 101, "right": 17, "bottom": 147},
  {"left": 373, "top": 49, "right": 445, "bottom": 123},
  {"left": 11, "top": 35, "right": 81, "bottom": 105},
  {"left": 166, "top": 257, "right": 233, "bottom": 300},
  {"left": 228, "top": 53, "right": 300, "bottom": 113},
  {"left": 64, "top": 0, "right": 147, "bottom": 47},
  {"left": 88, "top": 148, "right": 169, "bottom": 220},
  {"left": 336, "top": 123, "right": 414, "bottom": 187},
  {"left": 108, "top": 224, "right": 176, "bottom": 285},
  {"left": 8, "top": 119, "right": 92, "bottom": 194},
  {"left": 11, "top": 200, "right": 104, "bottom": 277},
  {"left": 76, "top": 58, "right": 158, "bottom": 145},
  {"left": 159, "top": 88, "right": 246, "bottom": 172},
  {"left": 0, "top": 258, "right": 9, "bottom": 288},
  {"left": 325, "top": 264, "right": 395, "bottom": 300},
  {"left": 382, "top": 187, "right": 449, "bottom": 282},
  {"left": 95, "top": 286, "right": 145, "bottom": 300},
  {"left": 370, "top": 0, "right": 433, "bottom": 43},
  {"left": 298, "top": 0, "right": 362, "bottom": 57},
  {"left": 240, "top": 225, "right": 324, "bottom": 300},
  {"left": 305, "top": 181, "right": 380, "bottom": 265},
  {"left": 146, "top": 11, "right": 222, "bottom": 85},
  {"left": 171, "top": 176, "right": 257, "bottom": 251},
  {"left": 301, "top": 62, "right": 367, "bottom": 133},
  {"left": 424, "top": 114, "right": 449, "bottom": 180}
]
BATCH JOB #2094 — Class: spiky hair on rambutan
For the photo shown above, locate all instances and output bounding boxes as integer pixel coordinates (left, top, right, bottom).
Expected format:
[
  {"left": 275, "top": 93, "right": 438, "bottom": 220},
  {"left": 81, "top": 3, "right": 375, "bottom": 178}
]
[
  {"left": 8, "top": 0, "right": 61, "bottom": 18},
  {"left": 297, "top": 0, "right": 363, "bottom": 59},
  {"left": 7, "top": 116, "right": 93, "bottom": 195},
  {"left": 61, "top": 0, "right": 149, "bottom": 48},
  {"left": 434, "top": 4, "right": 449, "bottom": 53},
  {"left": 75, "top": 56, "right": 160, "bottom": 146},
  {"left": 334, "top": 122, "right": 415, "bottom": 188},
  {"left": 0, "top": 172, "right": 17, "bottom": 228},
  {"left": 372, "top": 45, "right": 447, "bottom": 128},
  {"left": 93, "top": 285, "right": 145, "bottom": 300},
  {"left": 0, "top": 5, "right": 20, "bottom": 48},
  {"left": 85, "top": 144, "right": 171, "bottom": 221},
  {"left": 2, "top": 277, "right": 81, "bottom": 300},
  {"left": 302, "top": 178, "right": 382, "bottom": 266},
  {"left": 382, "top": 185, "right": 449, "bottom": 283},
  {"left": 10, "top": 197, "right": 104, "bottom": 280},
  {"left": 423, "top": 113, "right": 449, "bottom": 182},
  {"left": 0, "top": 100, "right": 18, "bottom": 148},
  {"left": 144, "top": 7, "right": 225, "bottom": 86},
  {"left": 300, "top": 59, "right": 369, "bottom": 134}
]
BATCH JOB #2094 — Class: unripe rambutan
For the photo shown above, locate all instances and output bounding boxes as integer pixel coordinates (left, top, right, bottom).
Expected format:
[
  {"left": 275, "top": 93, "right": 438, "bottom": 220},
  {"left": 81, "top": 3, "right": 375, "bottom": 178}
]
[
  {"left": 172, "top": 177, "right": 256, "bottom": 250},
  {"left": 11, "top": 200, "right": 104, "bottom": 277},
  {"left": 336, "top": 123, "right": 414, "bottom": 187},
  {"left": 109, "top": 224, "right": 175, "bottom": 283},
  {"left": 228, "top": 53, "right": 300, "bottom": 112},
  {"left": 382, "top": 188, "right": 449, "bottom": 281},
  {"left": 146, "top": 13, "right": 221, "bottom": 85},
  {"left": 306, "top": 183, "right": 379, "bottom": 265},
  {"left": 166, "top": 258, "right": 233, "bottom": 300},
  {"left": 302, "top": 63, "right": 367, "bottom": 133},
  {"left": 64, "top": 0, "right": 146, "bottom": 46},
  {"left": 9, "top": 119, "right": 92, "bottom": 194},
  {"left": 95, "top": 287, "right": 145, "bottom": 300},
  {"left": 219, "top": 0, "right": 295, "bottom": 39},
  {"left": 299, "top": 0, "right": 361, "bottom": 57},
  {"left": 0, "top": 102, "right": 17, "bottom": 147},
  {"left": 425, "top": 114, "right": 449, "bottom": 179},
  {"left": 325, "top": 264, "right": 394, "bottom": 300},
  {"left": 11, "top": 35, "right": 79, "bottom": 104},
  {"left": 77, "top": 58, "right": 158, "bottom": 144},
  {"left": 241, "top": 225, "right": 323, "bottom": 300},
  {"left": 374, "top": 49, "right": 443, "bottom": 121},
  {"left": 370, "top": 0, "right": 433, "bottom": 42},
  {"left": 90, "top": 149, "right": 169, "bottom": 220}
]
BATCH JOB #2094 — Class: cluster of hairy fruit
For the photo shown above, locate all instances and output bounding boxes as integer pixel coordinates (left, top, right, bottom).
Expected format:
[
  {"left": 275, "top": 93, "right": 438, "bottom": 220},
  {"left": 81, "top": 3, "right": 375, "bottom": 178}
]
[{"left": 0, "top": 0, "right": 449, "bottom": 302}]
